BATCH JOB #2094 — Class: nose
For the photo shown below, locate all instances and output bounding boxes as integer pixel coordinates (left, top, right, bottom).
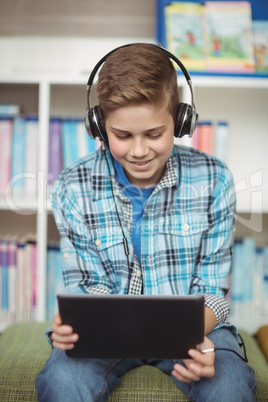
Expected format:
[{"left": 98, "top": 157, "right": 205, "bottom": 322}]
[{"left": 129, "top": 137, "right": 149, "bottom": 158}]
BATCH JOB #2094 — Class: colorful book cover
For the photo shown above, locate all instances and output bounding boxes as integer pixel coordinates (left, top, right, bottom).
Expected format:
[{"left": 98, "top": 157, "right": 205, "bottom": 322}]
[
  {"left": 31, "top": 241, "right": 37, "bottom": 315},
  {"left": 165, "top": 2, "right": 206, "bottom": 71},
  {"left": 204, "top": 1, "right": 255, "bottom": 73},
  {"left": 16, "top": 238, "right": 26, "bottom": 322},
  {"left": 46, "top": 244, "right": 64, "bottom": 321},
  {"left": 0, "top": 117, "right": 12, "bottom": 195},
  {"left": 252, "top": 20, "right": 268, "bottom": 73},
  {"left": 263, "top": 246, "right": 268, "bottom": 315},
  {"left": 22, "top": 238, "right": 37, "bottom": 321},
  {"left": 25, "top": 116, "right": 38, "bottom": 196},
  {"left": 198, "top": 121, "right": 214, "bottom": 155},
  {"left": 192, "top": 122, "right": 201, "bottom": 150},
  {"left": 7, "top": 239, "right": 17, "bottom": 322},
  {"left": 0, "top": 240, "right": 8, "bottom": 311},
  {"left": 77, "top": 120, "right": 96, "bottom": 158},
  {"left": 48, "top": 118, "right": 62, "bottom": 186},
  {"left": 214, "top": 121, "right": 229, "bottom": 163},
  {"left": 11, "top": 117, "right": 26, "bottom": 194},
  {"left": 61, "top": 119, "right": 79, "bottom": 169}
]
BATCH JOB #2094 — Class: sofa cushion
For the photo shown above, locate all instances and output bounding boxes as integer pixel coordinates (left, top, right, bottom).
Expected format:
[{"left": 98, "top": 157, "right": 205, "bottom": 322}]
[
  {"left": 239, "top": 329, "right": 268, "bottom": 401},
  {"left": 0, "top": 322, "right": 51, "bottom": 401},
  {"left": 0, "top": 323, "right": 267, "bottom": 401}
]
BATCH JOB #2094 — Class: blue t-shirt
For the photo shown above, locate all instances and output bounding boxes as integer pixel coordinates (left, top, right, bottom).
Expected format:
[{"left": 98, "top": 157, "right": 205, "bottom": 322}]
[{"left": 113, "top": 159, "right": 155, "bottom": 265}]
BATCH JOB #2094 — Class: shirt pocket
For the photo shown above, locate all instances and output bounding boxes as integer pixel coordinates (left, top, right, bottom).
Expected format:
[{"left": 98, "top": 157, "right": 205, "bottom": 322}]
[
  {"left": 157, "top": 213, "right": 209, "bottom": 237},
  {"left": 90, "top": 226, "right": 125, "bottom": 251}
]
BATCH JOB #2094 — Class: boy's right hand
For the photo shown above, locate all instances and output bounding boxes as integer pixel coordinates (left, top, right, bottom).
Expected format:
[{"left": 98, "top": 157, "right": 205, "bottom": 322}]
[{"left": 51, "top": 312, "right": 79, "bottom": 350}]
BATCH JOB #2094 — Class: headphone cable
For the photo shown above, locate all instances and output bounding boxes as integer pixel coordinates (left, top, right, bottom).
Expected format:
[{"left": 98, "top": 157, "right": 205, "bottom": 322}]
[{"left": 101, "top": 142, "right": 131, "bottom": 293}]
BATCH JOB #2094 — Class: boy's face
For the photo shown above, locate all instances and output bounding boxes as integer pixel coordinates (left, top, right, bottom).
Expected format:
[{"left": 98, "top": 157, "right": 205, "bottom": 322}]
[{"left": 105, "top": 104, "right": 174, "bottom": 188}]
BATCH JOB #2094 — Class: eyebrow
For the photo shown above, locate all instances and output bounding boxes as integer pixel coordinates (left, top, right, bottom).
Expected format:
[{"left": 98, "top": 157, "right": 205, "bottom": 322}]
[{"left": 110, "top": 125, "right": 166, "bottom": 134}]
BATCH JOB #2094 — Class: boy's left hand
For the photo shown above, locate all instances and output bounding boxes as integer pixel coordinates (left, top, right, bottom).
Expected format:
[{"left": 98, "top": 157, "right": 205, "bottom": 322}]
[{"left": 172, "top": 336, "right": 215, "bottom": 383}]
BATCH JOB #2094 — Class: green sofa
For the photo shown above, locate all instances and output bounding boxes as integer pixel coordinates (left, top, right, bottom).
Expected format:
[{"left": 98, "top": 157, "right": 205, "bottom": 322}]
[{"left": 0, "top": 322, "right": 267, "bottom": 401}]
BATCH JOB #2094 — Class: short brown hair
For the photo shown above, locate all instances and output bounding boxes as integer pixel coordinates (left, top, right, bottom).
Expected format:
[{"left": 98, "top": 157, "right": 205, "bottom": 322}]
[{"left": 97, "top": 44, "right": 179, "bottom": 122}]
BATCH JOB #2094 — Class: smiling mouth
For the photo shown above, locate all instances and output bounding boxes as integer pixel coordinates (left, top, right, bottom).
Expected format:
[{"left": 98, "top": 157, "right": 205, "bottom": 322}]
[
  {"left": 129, "top": 159, "right": 154, "bottom": 170},
  {"left": 132, "top": 160, "right": 151, "bottom": 165}
]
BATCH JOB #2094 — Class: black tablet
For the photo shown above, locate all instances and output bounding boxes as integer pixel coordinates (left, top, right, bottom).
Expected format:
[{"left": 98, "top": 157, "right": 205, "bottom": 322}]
[{"left": 57, "top": 294, "right": 204, "bottom": 359}]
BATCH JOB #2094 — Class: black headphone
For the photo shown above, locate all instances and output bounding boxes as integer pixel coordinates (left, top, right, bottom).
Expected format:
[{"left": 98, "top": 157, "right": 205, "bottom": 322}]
[{"left": 84, "top": 43, "right": 198, "bottom": 142}]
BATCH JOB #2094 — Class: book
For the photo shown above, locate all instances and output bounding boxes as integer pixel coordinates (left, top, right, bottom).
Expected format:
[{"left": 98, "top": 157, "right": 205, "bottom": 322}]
[
  {"left": 46, "top": 244, "right": 64, "bottom": 321},
  {"left": 214, "top": 121, "right": 229, "bottom": 163},
  {"left": 11, "top": 117, "right": 26, "bottom": 195},
  {"left": 7, "top": 239, "right": 17, "bottom": 323},
  {"left": 192, "top": 122, "right": 201, "bottom": 150},
  {"left": 16, "top": 237, "right": 26, "bottom": 322},
  {"left": 0, "top": 104, "right": 20, "bottom": 117},
  {"left": 263, "top": 247, "right": 268, "bottom": 315},
  {"left": 204, "top": 1, "right": 255, "bottom": 73},
  {"left": 0, "top": 117, "right": 12, "bottom": 195},
  {"left": 198, "top": 120, "right": 214, "bottom": 155},
  {"left": 0, "top": 240, "right": 8, "bottom": 312},
  {"left": 25, "top": 116, "right": 38, "bottom": 196},
  {"left": 48, "top": 118, "right": 62, "bottom": 186},
  {"left": 252, "top": 20, "right": 268, "bottom": 73},
  {"left": 165, "top": 2, "right": 206, "bottom": 71},
  {"left": 77, "top": 120, "right": 96, "bottom": 158},
  {"left": 61, "top": 119, "right": 79, "bottom": 169}
]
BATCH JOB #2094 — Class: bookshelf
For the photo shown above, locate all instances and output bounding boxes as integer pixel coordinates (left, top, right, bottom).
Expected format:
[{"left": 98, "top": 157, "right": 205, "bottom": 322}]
[{"left": 0, "top": 53, "right": 268, "bottom": 333}]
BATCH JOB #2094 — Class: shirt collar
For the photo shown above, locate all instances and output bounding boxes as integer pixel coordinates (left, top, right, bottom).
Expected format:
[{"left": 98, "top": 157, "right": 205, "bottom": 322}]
[{"left": 91, "top": 146, "right": 180, "bottom": 201}]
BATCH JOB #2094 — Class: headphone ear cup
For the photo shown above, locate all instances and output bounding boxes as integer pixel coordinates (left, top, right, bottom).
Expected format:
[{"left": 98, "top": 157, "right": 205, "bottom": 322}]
[
  {"left": 84, "top": 105, "right": 107, "bottom": 141},
  {"left": 94, "top": 106, "right": 107, "bottom": 142},
  {"left": 175, "top": 103, "right": 197, "bottom": 138}
]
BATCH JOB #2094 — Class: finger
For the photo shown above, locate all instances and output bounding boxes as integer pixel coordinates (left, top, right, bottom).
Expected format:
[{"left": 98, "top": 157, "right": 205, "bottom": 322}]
[
  {"left": 53, "top": 312, "right": 62, "bottom": 326},
  {"left": 52, "top": 339, "right": 76, "bottom": 351},
  {"left": 51, "top": 332, "right": 79, "bottom": 350},
  {"left": 172, "top": 363, "right": 201, "bottom": 383},
  {"left": 51, "top": 321, "right": 74, "bottom": 336},
  {"left": 187, "top": 350, "right": 215, "bottom": 378},
  {"left": 52, "top": 331, "right": 79, "bottom": 344},
  {"left": 188, "top": 348, "right": 215, "bottom": 366}
]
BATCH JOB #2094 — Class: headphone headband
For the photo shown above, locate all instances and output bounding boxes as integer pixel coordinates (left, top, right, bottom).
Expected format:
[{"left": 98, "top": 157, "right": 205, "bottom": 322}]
[{"left": 85, "top": 43, "right": 198, "bottom": 141}]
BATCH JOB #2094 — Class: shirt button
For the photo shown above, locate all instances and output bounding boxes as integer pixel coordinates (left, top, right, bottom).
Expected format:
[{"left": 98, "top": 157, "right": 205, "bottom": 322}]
[
  {"left": 95, "top": 239, "right": 101, "bottom": 246},
  {"left": 136, "top": 269, "right": 142, "bottom": 278},
  {"left": 63, "top": 252, "right": 69, "bottom": 259},
  {"left": 146, "top": 256, "right": 151, "bottom": 265},
  {"left": 182, "top": 223, "right": 190, "bottom": 232}
]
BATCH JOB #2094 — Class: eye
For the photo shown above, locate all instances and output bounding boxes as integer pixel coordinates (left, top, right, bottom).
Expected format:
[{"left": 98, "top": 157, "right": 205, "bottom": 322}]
[
  {"left": 115, "top": 133, "right": 131, "bottom": 140},
  {"left": 148, "top": 132, "right": 163, "bottom": 140}
]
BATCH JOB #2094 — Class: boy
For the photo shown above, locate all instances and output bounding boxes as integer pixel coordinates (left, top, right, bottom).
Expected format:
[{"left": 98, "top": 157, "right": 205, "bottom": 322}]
[{"left": 36, "top": 44, "right": 256, "bottom": 401}]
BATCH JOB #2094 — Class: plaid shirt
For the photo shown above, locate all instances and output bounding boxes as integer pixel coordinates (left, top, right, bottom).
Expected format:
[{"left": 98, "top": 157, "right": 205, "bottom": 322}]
[{"left": 51, "top": 145, "right": 236, "bottom": 328}]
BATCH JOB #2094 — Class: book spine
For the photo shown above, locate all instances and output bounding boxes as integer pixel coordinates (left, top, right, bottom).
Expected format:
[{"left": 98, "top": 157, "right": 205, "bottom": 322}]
[
  {"left": 199, "top": 121, "right": 214, "bottom": 155},
  {"left": 25, "top": 116, "right": 38, "bottom": 196},
  {"left": 11, "top": 117, "right": 26, "bottom": 194},
  {"left": 77, "top": 120, "right": 88, "bottom": 158},
  {"left": 253, "top": 247, "right": 264, "bottom": 317},
  {"left": 8, "top": 240, "right": 17, "bottom": 323},
  {"left": 16, "top": 240, "right": 25, "bottom": 322},
  {"left": 0, "top": 104, "right": 20, "bottom": 116},
  {"left": 214, "top": 121, "right": 229, "bottom": 163},
  {"left": 263, "top": 247, "right": 268, "bottom": 315},
  {"left": 31, "top": 242, "right": 38, "bottom": 321},
  {"left": 192, "top": 122, "right": 201, "bottom": 150},
  {"left": 0, "top": 117, "right": 12, "bottom": 195},
  {"left": 46, "top": 244, "right": 62, "bottom": 321},
  {"left": 0, "top": 240, "right": 8, "bottom": 312},
  {"left": 61, "top": 119, "right": 79, "bottom": 168},
  {"left": 48, "top": 118, "right": 62, "bottom": 186}
]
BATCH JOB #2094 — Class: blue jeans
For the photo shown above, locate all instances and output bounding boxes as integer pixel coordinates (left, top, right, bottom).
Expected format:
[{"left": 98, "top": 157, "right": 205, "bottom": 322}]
[{"left": 36, "top": 328, "right": 256, "bottom": 402}]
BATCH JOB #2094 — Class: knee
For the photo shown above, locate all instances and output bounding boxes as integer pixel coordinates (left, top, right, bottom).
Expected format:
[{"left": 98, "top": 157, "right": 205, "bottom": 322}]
[
  {"left": 36, "top": 350, "right": 90, "bottom": 401},
  {"left": 212, "top": 352, "right": 256, "bottom": 401}
]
